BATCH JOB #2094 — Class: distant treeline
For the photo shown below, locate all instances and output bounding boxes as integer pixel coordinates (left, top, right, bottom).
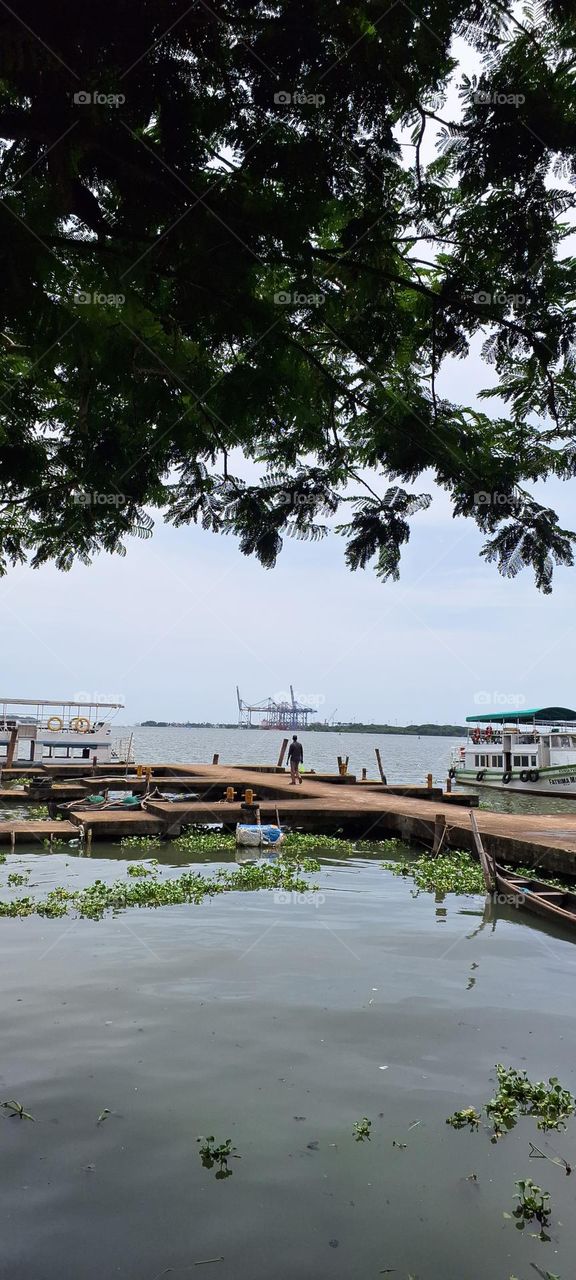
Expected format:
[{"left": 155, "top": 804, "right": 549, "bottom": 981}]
[
  {"left": 140, "top": 720, "right": 238, "bottom": 728},
  {"left": 140, "top": 720, "right": 466, "bottom": 736},
  {"left": 308, "top": 722, "right": 466, "bottom": 736}
]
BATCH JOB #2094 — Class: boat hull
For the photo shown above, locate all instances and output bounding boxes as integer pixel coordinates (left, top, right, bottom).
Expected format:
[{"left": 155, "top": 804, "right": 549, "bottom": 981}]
[
  {"left": 495, "top": 866, "right": 576, "bottom": 928},
  {"left": 455, "top": 768, "right": 576, "bottom": 797}
]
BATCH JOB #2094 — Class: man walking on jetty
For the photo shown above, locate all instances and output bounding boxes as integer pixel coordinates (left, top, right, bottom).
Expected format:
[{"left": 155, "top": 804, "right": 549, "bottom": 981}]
[{"left": 287, "top": 735, "right": 304, "bottom": 785}]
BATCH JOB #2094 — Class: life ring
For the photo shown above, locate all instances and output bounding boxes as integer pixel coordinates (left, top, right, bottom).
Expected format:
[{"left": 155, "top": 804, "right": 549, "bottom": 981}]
[
  {"left": 502, "top": 771, "right": 512, "bottom": 784},
  {"left": 448, "top": 767, "right": 456, "bottom": 779},
  {"left": 70, "top": 716, "right": 90, "bottom": 732},
  {"left": 47, "top": 716, "right": 63, "bottom": 732},
  {"left": 519, "top": 770, "right": 529, "bottom": 782},
  {"left": 476, "top": 771, "right": 485, "bottom": 781},
  {"left": 529, "top": 769, "right": 539, "bottom": 782}
]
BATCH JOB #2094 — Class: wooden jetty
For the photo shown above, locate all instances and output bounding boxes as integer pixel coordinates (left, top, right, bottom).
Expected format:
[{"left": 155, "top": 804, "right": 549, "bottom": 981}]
[
  {"left": 0, "top": 819, "right": 78, "bottom": 844},
  {"left": 2, "top": 761, "right": 576, "bottom": 876}
]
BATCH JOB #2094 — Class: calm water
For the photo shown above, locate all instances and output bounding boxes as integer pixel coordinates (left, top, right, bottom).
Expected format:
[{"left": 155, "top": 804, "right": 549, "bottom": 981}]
[
  {"left": 2, "top": 730, "right": 576, "bottom": 1278},
  {"left": 1, "top": 844, "right": 575, "bottom": 1279}
]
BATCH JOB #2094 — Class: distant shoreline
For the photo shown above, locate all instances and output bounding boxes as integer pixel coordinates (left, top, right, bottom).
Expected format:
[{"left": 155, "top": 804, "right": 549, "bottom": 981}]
[{"left": 139, "top": 721, "right": 466, "bottom": 737}]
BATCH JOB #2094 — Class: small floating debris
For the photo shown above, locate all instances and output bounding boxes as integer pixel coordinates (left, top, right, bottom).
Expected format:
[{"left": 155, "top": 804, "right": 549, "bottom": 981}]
[{"left": 1, "top": 1099, "right": 35, "bottom": 1121}]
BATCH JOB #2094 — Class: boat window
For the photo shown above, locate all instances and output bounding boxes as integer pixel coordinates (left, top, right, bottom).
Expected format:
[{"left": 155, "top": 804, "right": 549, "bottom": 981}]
[
  {"left": 531, "top": 755, "right": 537, "bottom": 766},
  {"left": 513, "top": 756, "right": 520, "bottom": 765}
]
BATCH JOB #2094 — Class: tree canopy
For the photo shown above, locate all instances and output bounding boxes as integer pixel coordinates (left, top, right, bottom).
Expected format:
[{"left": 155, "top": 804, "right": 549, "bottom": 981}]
[{"left": 1, "top": 0, "right": 575, "bottom": 589}]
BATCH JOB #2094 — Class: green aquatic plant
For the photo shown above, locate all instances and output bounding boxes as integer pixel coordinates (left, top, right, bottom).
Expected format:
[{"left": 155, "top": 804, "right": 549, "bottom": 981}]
[
  {"left": 7, "top": 872, "right": 29, "bottom": 886},
  {"left": 126, "top": 862, "right": 157, "bottom": 877},
  {"left": 0, "top": 856, "right": 320, "bottom": 920},
  {"left": 0, "top": 852, "right": 6, "bottom": 864},
  {"left": 197, "top": 1136, "right": 238, "bottom": 1179},
  {"left": 505, "top": 1178, "right": 551, "bottom": 1242},
  {"left": 356, "top": 837, "right": 407, "bottom": 853},
  {"left": 173, "top": 828, "right": 394, "bottom": 857},
  {"left": 174, "top": 828, "right": 235, "bottom": 853},
  {"left": 383, "top": 851, "right": 486, "bottom": 895},
  {"left": 42, "top": 836, "right": 66, "bottom": 848},
  {"left": 447, "top": 1065, "right": 576, "bottom": 1143},
  {"left": 120, "top": 835, "right": 163, "bottom": 850},
  {"left": 487, "top": 1066, "right": 576, "bottom": 1138},
  {"left": 446, "top": 1107, "right": 482, "bottom": 1133},
  {"left": 353, "top": 1117, "right": 371, "bottom": 1142},
  {"left": 27, "top": 805, "right": 49, "bottom": 819},
  {"left": 1, "top": 1099, "right": 35, "bottom": 1120}
]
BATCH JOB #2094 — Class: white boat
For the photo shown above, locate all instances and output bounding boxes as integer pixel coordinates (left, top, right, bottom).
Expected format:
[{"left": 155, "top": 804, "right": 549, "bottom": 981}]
[
  {"left": 0, "top": 697, "right": 133, "bottom": 768},
  {"left": 235, "top": 823, "right": 285, "bottom": 848},
  {"left": 450, "top": 705, "right": 576, "bottom": 796}
]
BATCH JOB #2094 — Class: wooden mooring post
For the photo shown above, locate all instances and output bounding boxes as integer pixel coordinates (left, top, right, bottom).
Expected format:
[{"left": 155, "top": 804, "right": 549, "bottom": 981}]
[
  {"left": 375, "top": 748, "right": 387, "bottom": 784},
  {"left": 471, "top": 810, "right": 494, "bottom": 891},
  {"left": 277, "top": 738, "right": 289, "bottom": 768},
  {"left": 431, "top": 813, "right": 446, "bottom": 855},
  {"left": 212, "top": 753, "right": 220, "bottom": 765}
]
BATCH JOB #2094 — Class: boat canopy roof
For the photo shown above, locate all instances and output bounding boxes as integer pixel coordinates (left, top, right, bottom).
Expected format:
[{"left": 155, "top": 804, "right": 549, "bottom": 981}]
[
  {"left": 466, "top": 706, "right": 576, "bottom": 724},
  {"left": 0, "top": 697, "right": 123, "bottom": 709}
]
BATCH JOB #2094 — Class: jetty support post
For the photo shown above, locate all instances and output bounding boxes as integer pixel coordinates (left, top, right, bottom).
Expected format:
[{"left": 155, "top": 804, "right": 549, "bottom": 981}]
[
  {"left": 10, "top": 828, "right": 15, "bottom": 852},
  {"left": 277, "top": 738, "right": 289, "bottom": 768},
  {"left": 212, "top": 753, "right": 220, "bottom": 765},
  {"left": 375, "top": 748, "right": 386, "bottom": 784},
  {"left": 241, "top": 800, "right": 261, "bottom": 826},
  {"left": 427, "top": 772, "right": 433, "bottom": 790},
  {"left": 432, "top": 814, "right": 446, "bottom": 856},
  {"left": 86, "top": 827, "right": 93, "bottom": 856},
  {"left": 446, "top": 775, "right": 452, "bottom": 793},
  {"left": 6, "top": 728, "right": 18, "bottom": 769}
]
